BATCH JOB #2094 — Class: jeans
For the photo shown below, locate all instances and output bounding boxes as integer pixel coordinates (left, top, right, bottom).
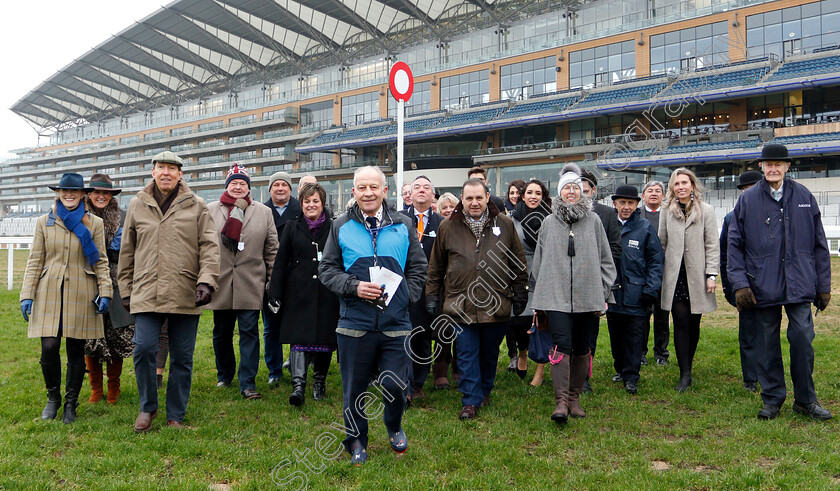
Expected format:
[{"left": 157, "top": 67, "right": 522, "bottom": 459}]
[
  {"left": 454, "top": 322, "right": 508, "bottom": 407},
  {"left": 134, "top": 313, "right": 199, "bottom": 422},
  {"left": 262, "top": 307, "right": 284, "bottom": 379},
  {"left": 213, "top": 310, "right": 261, "bottom": 391},
  {"left": 337, "top": 332, "right": 409, "bottom": 452}
]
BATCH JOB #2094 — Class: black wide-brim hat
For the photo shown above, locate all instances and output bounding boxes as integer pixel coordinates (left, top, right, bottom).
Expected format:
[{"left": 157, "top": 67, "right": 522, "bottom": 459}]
[
  {"left": 49, "top": 172, "right": 94, "bottom": 192},
  {"left": 611, "top": 184, "right": 641, "bottom": 201},
  {"left": 89, "top": 173, "right": 122, "bottom": 195},
  {"left": 752, "top": 143, "right": 793, "bottom": 164},
  {"left": 737, "top": 170, "right": 763, "bottom": 190}
]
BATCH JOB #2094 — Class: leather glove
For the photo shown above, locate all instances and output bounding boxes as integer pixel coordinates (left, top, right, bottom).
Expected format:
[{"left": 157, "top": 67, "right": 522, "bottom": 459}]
[
  {"left": 425, "top": 295, "right": 439, "bottom": 316},
  {"left": 814, "top": 292, "right": 831, "bottom": 312},
  {"left": 735, "top": 288, "right": 756, "bottom": 311},
  {"left": 642, "top": 293, "right": 658, "bottom": 308},
  {"left": 122, "top": 297, "right": 131, "bottom": 313},
  {"left": 512, "top": 300, "right": 527, "bottom": 317},
  {"left": 195, "top": 283, "right": 213, "bottom": 307},
  {"left": 21, "top": 299, "right": 32, "bottom": 322},
  {"left": 267, "top": 298, "right": 281, "bottom": 314},
  {"left": 96, "top": 297, "right": 111, "bottom": 314}
]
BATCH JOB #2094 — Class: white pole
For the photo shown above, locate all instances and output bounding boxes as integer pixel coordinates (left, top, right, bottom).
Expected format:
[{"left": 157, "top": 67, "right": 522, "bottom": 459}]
[
  {"left": 7, "top": 245, "right": 13, "bottom": 290},
  {"left": 397, "top": 98, "right": 405, "bottom": 203}
]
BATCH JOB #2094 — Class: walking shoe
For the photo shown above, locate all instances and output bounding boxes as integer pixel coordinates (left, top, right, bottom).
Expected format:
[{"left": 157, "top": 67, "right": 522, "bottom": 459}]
[
  {"left": 134, "top": 410, "right": 158, "bottom": 433},
  {"left": 611, "top": 373, "right": 622, "bottom": 383},
  {"left": 433, "top": 376, "right": 450, "bottom": 390},
  {"left": 241, "top": 388, "right": 262, "bottom": 400},
  {"left": 743, "top": 381, "right": 758, "bottom": 392},
  {"left": 459, "top": 405, "right": 478, "bottom": 420},
  {"left": 167, "top": 420, "right": 185, "bottom": 429},
  {"left": 656, "top": 358, "right": 668, "bottom": 367},
  {"left": 625, "top": 382, "right": 638, "bottom": 394},
  {"left": 674, "top": 371, "right": 692, "bottom": 392},
  {"left": 411, "top": 387, "right": 427, "bottom": 402},
  {"left": 640, "top": 357, "right": 647, "bottom": 366},
  {"left": 216, "top": 381, "right": 231, "bottom": 388},
  {"left": 506, "top": 358, "right": 517, "bottom": 373},
  {"left": 267, "top": 376, "right": 282, "bottom": 388},
  {"left": 792, "top": 401, "right": 832, "bottom": 420},
  {"left": 388, "top": 428, "right": 408, "bottom": 453},
  {"left": 481, "top": 394, "right": 490, "bottom": 407},
  {"left": 349, "top": 441, "right": 367, "bottom": 466},
  {"left": 757, "top": 404, "right": 780, "bottom": 420}
]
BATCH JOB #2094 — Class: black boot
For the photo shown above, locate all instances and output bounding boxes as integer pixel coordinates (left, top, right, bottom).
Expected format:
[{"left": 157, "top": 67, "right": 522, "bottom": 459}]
[
  {"left": 675, "top": 370, "right": 692, "bottom": 393},
  {"left": 288, "top": 352, "right": 307, "bottom": 407},
  {"left": 62, "top": 363, "right": 85, "bottom": 424},
  {"left": 312, "top": 353, "right": 330, "bottom": 401},
  {"left": 40, "top": 362, "right": 62, "bottom": 420}
]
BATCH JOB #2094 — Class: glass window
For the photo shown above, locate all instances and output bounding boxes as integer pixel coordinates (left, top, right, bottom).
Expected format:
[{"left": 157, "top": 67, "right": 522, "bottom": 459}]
[
  {"left": 650, "top": 21, "right": 729, "bottom": 75},
  {"left": 440, "top": 70, "right": 490, "bottom": 110},
  {"left": 570, "top": 41, "right": 635, "bottom": 89},
  {"left": 388, "top": 80, "right": 431, "bottom": 117},
  {"left": 341, "top": 92, "right": 379, "bottom": 125},
  {"left": 300, "top": 100, "right": 333, "bottom": 129},
  {"left": 747, "top": 1, "right": 840, "bottom": 59},
  {"left": 501, "top": 56, "right": 557, "bottom": 100}
]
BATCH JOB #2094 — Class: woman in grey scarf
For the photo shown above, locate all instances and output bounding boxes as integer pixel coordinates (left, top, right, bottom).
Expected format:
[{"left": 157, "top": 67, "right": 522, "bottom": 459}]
[{"left": 530, "top": 164, "right": 616, "bottom": 424}]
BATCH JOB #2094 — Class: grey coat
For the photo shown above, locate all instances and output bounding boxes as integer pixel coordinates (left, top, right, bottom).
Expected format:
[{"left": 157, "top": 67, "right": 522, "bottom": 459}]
[
  {"left": 658, "top": 201, "right": 719, "bottom": 313},
  {"left": 530, "top": 210, "right": 616, "bottom": 313}
]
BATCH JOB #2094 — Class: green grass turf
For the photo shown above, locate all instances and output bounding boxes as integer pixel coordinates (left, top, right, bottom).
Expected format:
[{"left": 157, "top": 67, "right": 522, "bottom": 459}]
[{"left": 1, "top": 250, "right": 839, "bottom": 489}]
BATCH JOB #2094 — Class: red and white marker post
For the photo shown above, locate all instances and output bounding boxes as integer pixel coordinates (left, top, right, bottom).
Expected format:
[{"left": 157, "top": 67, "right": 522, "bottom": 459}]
[{"left": 389, "top": 62, "right": 413, "bottom": 200}]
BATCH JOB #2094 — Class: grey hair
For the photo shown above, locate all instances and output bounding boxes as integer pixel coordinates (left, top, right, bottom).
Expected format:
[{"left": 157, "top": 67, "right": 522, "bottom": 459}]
[
  {"left": 438, "top": 192, "right": 458, "bottom": 207},
  {"left": 643, "top": 180, "right": 665, "bottom": 194},
  {"left": 353, "top": 165, "right": 387, "bottom": 187}
]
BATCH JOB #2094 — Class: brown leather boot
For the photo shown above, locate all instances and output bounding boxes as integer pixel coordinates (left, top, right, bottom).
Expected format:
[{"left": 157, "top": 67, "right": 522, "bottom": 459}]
[
  {"left": 549, "top": 355, "right": 570, "bottom": 424},
  {"left": 568, "top": 351, "right": 590, "bottom": 418},
  {"left": 85, "top": 356, "right": 103, "bottom": 403},
  {"left": 106, "top": 359, "right": 123, "bottom": 404},
  {"left": 432, "top": 360, "right": 450, "bottom": 389}
]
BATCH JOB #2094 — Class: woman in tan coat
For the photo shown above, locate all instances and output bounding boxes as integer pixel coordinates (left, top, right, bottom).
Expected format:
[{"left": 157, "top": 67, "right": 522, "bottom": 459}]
[
  {"left": 658, "top": 168, "right": 719, "bottom": 392},
  {"left": 20, "top": 173, "right": 113, "bottom": 424}
]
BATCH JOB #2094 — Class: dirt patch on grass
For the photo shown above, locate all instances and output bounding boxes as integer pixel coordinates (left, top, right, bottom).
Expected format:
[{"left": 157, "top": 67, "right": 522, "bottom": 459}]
[
  {"left": 651, "top": 460, "right": 670, "bottom": 471},
  {"left": 756, "top": 457, "right": 778, "bottom": 469},
  {"left": 691, "top": 464, "right": 720, "bottom": 473}
]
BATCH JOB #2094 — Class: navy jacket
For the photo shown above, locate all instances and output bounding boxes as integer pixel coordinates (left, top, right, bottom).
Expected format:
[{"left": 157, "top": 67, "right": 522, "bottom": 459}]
[
  {"left": 401, "top": 206, "right": 444, "bottom": 329},
  {"left": 318, "top": 204, "right": 428, "bottom": 333},
  {"left": 264, "top": 197, "right": 301, "bottom": 238},
  {"left": 608, "top": 210, "right": 664, "bottom": 317},
  {"left": 727, "top": 178, "right": 831, "bottom": 308},
  {"left": 719, "top": 210, "right": 736, "bottom": 307}
]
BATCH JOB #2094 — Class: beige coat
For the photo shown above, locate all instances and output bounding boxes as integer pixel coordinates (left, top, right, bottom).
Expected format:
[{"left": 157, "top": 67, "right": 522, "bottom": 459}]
[
  {"left": 658, "top": 201, "right": 719, "bottom": 313},
  {"left": 204, "top": 200, "right": 278, "bottom": 311},
  {"left": 118, "top": 180, "right": 220, "bottom": 315},
  {"left": 21, "top": 211, "right": 113, "bottom": 339}
]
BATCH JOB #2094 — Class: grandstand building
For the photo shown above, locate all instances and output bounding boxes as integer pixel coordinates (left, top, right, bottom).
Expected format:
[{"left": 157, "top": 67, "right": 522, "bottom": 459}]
[{"left": 3, "top": 0, "right": 840, "bottom": 239}]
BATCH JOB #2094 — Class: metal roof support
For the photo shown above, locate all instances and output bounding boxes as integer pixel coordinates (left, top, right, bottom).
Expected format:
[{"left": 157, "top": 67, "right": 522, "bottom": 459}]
[{"left": 321, "top": 0, "right": 394, "bottom": 54}]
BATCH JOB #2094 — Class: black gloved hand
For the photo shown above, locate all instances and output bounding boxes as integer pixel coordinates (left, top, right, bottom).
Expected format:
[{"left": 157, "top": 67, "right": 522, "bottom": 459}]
[
  {"left": 512, "top": 300, "right": 527, "bottom": 317},
  {"left": 122, "top": 297, "right": 131, "bottom": 313},
  {"left": 195, "top": 283, "right": 213, "bottom": 307},
  {"left": 425, "top": 295, "right": 439, "bottom": 316},
  {"left": 814, "top": 292, "right": 831, "bottom": 312},
  {"left": 642, "top": 293, "right": 658, "bottom": 308},
  {"left": 735, "top": 288, "right": 756, "bottom": 311},
  {"left": 267, "top": 298, "right": 281, "bottom": 314}
]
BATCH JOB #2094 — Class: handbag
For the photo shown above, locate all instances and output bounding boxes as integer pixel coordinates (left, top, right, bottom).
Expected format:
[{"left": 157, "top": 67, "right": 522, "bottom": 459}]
[{"left": 527, "top": 311, "right": 553, "bottom": 364}]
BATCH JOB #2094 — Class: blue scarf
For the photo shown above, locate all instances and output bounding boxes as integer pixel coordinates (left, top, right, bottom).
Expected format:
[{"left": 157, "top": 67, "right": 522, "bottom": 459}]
[{"left": 56, "top": 201, "right": 100, "bottom": 267}]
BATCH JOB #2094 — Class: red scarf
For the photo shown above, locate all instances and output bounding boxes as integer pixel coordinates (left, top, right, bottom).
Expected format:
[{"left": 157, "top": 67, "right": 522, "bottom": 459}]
[{"left": 219, "top": 191, "right": 251, "bottom": 251}]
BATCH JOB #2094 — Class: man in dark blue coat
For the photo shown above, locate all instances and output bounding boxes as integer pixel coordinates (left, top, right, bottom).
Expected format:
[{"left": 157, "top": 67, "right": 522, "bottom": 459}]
[
  {"left": 728, "top": 144, "right": 832, "bottom": 421},
  {"left": 401, "top": 175, "right": 445, "bottom": 403},
  {"left": 606, "top": 185, "right": 664, "bottom": 395},
  {"left": 262, "top": 172, "right": 302, "bottom": 386},
  {"left": 720, "top": 170, "right": 762, "bottom": 392}
]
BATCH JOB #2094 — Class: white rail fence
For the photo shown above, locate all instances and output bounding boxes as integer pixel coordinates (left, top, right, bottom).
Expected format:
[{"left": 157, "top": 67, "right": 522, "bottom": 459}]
[{"left": 1, "top": 237, "right": 33, "bottom": 290}]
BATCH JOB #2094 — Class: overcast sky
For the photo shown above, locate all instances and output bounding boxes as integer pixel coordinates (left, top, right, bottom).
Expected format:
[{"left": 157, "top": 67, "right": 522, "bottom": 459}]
[{"left": 0, "top": 1, "right": 166, "bottom": 159}]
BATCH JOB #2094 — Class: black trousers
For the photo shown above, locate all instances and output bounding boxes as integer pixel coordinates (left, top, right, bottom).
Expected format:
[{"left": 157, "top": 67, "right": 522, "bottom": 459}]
[
  {"left": 606, "top": 312, "right": 646, "bottom": 385},
  {"left": 505, "top": 316, "right": 531, "bottom": 358},
  {"left": 738, "top": 307, "right": 759, "bottom": 384},
  {"left": 754, "top": 303, "right": 816, "bottom": 407},
  {"left": 643, "top": 304, "right": 671, "bottom": 361},
  {"left": 408, "top": 324, "right": 432, "bottom": 390},
  {"left": 546, "top": 311, "right": 598, "bottom": 357},
  {"left": 671, "top": 301, "right": 701, "bottom": 374}
]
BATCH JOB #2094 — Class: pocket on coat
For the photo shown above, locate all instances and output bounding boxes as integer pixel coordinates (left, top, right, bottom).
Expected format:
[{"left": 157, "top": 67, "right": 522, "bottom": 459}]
[
  {"left": 39, "top": 267, "right": 49, "bottom": 279},
  {"left": 624, "top": 276, "right": 645, "bottom": 307},
  {"left": 83, "top": 268, "right": 96, "bottom": 276}
]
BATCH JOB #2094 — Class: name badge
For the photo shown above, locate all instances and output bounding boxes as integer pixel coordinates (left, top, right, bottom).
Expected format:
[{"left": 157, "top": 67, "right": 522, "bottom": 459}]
[
  {"left": 317, "top": 251, "right": 323, "bottom": 261},
  {"left": 492, "top": 226, "right": 501, "bottom": 236},
  {"left": 428, "top": 231, "right": 436, "bottom": 238},
  {"left": 238, "top": 242, "right": 245, "bottom": 251}
]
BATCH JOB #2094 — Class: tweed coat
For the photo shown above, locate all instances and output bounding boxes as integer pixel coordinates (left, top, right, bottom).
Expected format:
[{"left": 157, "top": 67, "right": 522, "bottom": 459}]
[
  {"left": 118, "top": 180, "right": 220, "bottom": 315},
  {"left": 658, "top": 201, "right": 719, "bottom": 313},
  {"left": 21, "top": 209, "right": 113, "bottom": 339},
  {"left": 205, "top": 199, "right": 278, "bottom": 311}
]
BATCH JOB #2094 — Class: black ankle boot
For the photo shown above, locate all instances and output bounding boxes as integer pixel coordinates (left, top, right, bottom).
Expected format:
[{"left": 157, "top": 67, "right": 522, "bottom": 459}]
[
  {"left": 62, "top": 363, "right": 86, "bottom": 424},
  {"left": 312, "top": 374, "right": 326, "bottom": 401},
  {"left": 40, "top": 362, "right": 62, "bottom": 420},
  {"left": 675, "top": 370, "right": 692, "bottom": 392}
]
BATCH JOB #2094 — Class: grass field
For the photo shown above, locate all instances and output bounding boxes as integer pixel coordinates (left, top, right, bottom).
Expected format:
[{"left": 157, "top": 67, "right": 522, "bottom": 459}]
[{"left": 1, "top": 250, "right": 840, "bottom": 489}]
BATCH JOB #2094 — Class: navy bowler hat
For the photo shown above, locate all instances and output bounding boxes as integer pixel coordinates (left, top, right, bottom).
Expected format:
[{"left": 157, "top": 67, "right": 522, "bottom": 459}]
[
  {"left": 611, "top": 184, "right": 641, "bottom": 201},
  {"left": 49, "top": 173, "right": 93, "bottom": 192},
  {"left": 737, "top": 170, "right": 763, "bottom": 190},
  {"left": 754, "top": 143, "right": 793, "bottom": 164}
]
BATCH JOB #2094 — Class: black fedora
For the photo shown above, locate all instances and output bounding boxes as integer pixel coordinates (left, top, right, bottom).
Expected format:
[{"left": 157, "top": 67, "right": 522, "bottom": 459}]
[
  {"left": 49, "top": 173, "right": 93, "bottom": 192},
  {"left": 753, "top": 143, "right": 793, "bottom": 164},
  {"left": 737, "top": 170, "right": 762, "bottom": 190},
  {"left": 88, "top": 173, "right": 122, "bottom": 195},
  {"left": 611, "top": 184, "right": 641, "bottom": 201}
]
